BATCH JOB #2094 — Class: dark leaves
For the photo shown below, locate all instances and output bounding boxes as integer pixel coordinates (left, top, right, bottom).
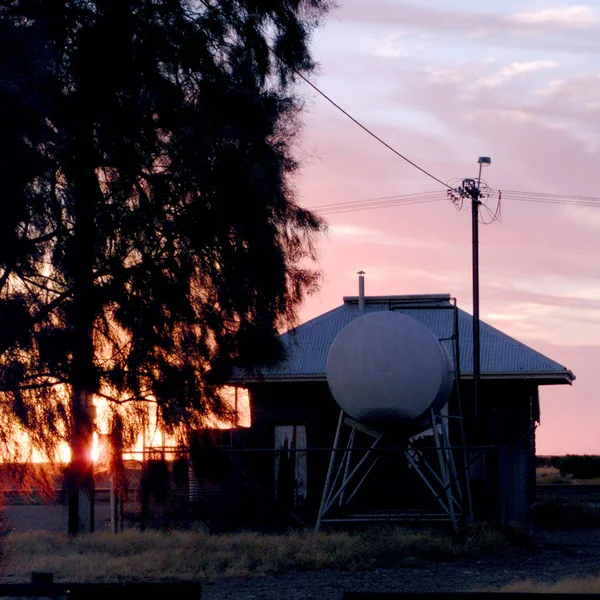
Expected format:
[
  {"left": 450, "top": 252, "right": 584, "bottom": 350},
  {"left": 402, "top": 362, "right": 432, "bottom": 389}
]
[{"left": 0, "top": 0, "right": 329, "bottom": 465}]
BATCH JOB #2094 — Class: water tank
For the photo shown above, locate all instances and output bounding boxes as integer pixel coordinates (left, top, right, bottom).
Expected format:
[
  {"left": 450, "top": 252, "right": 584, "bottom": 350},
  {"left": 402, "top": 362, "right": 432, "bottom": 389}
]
[{"left": 326, "top": 311, "right": 454, "bottom": 427}]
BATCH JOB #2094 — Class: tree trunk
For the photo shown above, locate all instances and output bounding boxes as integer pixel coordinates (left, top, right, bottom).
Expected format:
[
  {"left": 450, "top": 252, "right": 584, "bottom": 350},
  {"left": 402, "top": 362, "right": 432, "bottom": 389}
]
[{"left": 67, "top": 118, "right": 98, "bottom": 535}]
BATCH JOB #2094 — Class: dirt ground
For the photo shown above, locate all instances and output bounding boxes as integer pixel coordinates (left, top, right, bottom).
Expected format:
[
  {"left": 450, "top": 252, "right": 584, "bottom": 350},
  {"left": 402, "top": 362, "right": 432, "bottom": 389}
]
[
  {"left": 202, "top": 528, "right": 600, "bottom": 599},
  {"left": 3, "top": 503, "right": 600, "bottom": 600}
]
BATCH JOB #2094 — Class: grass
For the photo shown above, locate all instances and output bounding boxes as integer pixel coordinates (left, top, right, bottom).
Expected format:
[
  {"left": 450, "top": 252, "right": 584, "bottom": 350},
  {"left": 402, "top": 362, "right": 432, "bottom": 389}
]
[
  {"left": 536, "top": 465, "right": 572, "bottom": 485},
  {"left": 534, "top": 484, "right": 600, "bottom": 529},
  {"left": 502, "top": 576, "right": 600, "bottom": 593},
  {"left": 536, "top": 465, "right": 600, "bottom": 485},
  {"left": 0, "top": 525, "right": 522, "bottom": 582},
  {"left": 535, "top": 466, "right": 600, "bottom": 528},
  {"left": 533, "top": 499, "right": 600, "bottom": 529}
]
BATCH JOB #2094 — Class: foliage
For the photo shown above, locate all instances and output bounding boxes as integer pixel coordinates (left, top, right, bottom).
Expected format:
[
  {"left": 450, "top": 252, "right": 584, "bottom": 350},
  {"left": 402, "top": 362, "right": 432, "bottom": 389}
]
[
  {"left": 0, "top": 463, "right": 56, "bottom": 502},
  {"left": 535, "top": 455, "right": 553, "bottom": 468},
  {"left": 536, "top": 465, "right": 572, "bottom": 485},
  {"left": 1, "top": 525, "right": 526, "bottom": 581},
  {"left": 0, "top": 0, "right": 330, "bottom": 480},
  {"left": 551, "top": 455, "right": 600, "bottom": 479}
]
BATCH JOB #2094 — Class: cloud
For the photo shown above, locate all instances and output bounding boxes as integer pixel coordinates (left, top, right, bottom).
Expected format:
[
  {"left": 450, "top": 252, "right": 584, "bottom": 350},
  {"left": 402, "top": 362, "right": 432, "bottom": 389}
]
[
  {"left": 479, "top": 272, "right": 600, "bottom": 347},
  {"left": 476, "top": 60, "right": 560, "bottom": 87},
  {"left": 513, "top": 6, "right": 600, "bottom": 27},
  {"left": 488, "top": 274, "right": 600, "bottom": 304},
  {"left": 370, "top": 32, "right": 407, "bottom": 59},
  {"left": 403, "top": 267, "right": 452, "bottom": 283},
  {"left": 337, "top": 1, "right": 502, "bottom": 32},
  {"left": 425, "top": 67, "right": 470, "bottom": 86},
  {"left": 499, "top": 60, "right": 559, "bottom": 75},
  {"left": 537, "top": 72, "right": 600, "bottom": 106},
  {"left": 564, "top": 205, "right": 600, "bottom": 231},
  {"left": 329, "top": 224, "right": 451, "bottom": 250},
  {"left": 484, "top": 296, "right": 600, "bottom": 346},
  {"left": 330, "top": 1, "right": 600, "bottom": 55},
  {"left": 377, "top": 47, "right": 600, "bottom": 172}
]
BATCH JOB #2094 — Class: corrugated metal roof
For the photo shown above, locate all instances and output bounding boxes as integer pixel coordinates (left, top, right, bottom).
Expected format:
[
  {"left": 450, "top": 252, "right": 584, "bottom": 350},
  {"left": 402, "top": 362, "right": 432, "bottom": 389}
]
[{"left": 238, "top": 295, "right": 574, "bottom": 384}]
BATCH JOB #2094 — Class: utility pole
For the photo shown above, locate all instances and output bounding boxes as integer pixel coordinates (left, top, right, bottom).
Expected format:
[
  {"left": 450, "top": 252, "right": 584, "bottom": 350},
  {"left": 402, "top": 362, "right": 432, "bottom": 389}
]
[
  {"left": 462, "top": 157, "right": 491, "bottom": 423},
  {"left": 447, "top": 157, "right": 494, "bottom": 520}
]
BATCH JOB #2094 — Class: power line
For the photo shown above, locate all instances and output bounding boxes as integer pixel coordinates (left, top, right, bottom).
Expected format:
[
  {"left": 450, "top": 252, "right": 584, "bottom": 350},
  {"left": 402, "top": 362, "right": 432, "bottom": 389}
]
[
  {"left": 508, "top": 198, "right": 600, "bottom": 208},
  {"left": 317, "top": 197, "right": 446, "bottom": 215},
  {"left": 295, "top": 72, "right": 452, "bottom": 191},
  {"left": 311, "top": 191, "right": 446, "bottom": 215},
  {"left": 306, "top": 188, "right": 600, "bottom": 217},
  {"left": 500, "top": 190, "right": 600, "bottom": 202},
  {"left": 500, "top": 192, "right": 600, "bottom": 208},
  {"left": 311, "top": 191, "right": 438, "bottom": 210}
]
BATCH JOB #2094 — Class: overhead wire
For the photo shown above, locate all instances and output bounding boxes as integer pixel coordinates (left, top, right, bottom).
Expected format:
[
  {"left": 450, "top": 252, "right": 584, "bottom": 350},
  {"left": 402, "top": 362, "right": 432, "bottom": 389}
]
[
  {"left": 311, "top": 191, "right": 447, "bottom": 215},
  {"left": 195, "top": 2, "right": 600, "bottom": 220},
  {"left": 196, "top": 0, "right": 452, "bottom": 191},
  {"left": 500, "top": 190, "right": 600, "bottom": 202},
  {"left": 478, "top": 200, "right": 501, "bottom": 225},
  {"left": 294, "top": 73, "right": 452, "bottom": 191},
  {"left": 498, "top": 191, "right": 600, "bottom": 208},
  {"left": 309, "top": 187, "right": 600, "bottom": 218},
  {"left": 316, "top": 197, "right": 446, "bottom": 215}
]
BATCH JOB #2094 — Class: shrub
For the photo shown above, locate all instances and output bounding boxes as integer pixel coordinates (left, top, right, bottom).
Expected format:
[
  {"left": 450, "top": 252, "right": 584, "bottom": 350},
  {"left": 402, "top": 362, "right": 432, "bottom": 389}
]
[
  {"left": 535, "top": 455, "right": 553, "bottom": 468},
  {"left": 551, "top": 455, "right": 600, "bottom": 479},
  {"left": 536, "top": 466, "right": 571, "bottom": 485}
]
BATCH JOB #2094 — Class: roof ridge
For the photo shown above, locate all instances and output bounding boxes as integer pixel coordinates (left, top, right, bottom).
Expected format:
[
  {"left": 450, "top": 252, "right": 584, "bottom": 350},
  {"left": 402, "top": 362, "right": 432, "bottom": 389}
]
[{"left": 344, "top": 294, "right": 451, "bottom": 304}]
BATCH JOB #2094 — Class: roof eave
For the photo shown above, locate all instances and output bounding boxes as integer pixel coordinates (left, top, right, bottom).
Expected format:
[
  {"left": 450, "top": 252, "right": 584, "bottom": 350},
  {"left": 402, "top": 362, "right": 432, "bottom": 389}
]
[
  {"left": 229, "top": 373, "right": 326, "bottom": 384},
  {"left": 464, "top": 371, "right": 574, "bottom": 384},
  {"left": 232, "top": 370, "right": 574, "bottom": 385}
]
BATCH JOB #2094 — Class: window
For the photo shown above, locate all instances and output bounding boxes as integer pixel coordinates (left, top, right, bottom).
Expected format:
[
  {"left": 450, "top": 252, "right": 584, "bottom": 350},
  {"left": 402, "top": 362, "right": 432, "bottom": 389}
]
[{"left": 274, "top": 425, "right": 307, "bottom": 508}]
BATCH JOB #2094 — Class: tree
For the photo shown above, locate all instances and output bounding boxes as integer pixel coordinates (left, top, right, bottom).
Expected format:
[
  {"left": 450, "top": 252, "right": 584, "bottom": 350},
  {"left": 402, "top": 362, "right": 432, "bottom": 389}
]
[{"left": 0, "top": 0, "right": 330, "bottom": 534}]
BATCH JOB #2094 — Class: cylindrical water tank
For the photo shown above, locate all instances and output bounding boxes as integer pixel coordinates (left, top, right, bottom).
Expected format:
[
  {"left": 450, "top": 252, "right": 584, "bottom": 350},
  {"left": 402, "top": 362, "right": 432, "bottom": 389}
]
[{"left": 326, "top": 311, "right": 454, "bottom": 427}]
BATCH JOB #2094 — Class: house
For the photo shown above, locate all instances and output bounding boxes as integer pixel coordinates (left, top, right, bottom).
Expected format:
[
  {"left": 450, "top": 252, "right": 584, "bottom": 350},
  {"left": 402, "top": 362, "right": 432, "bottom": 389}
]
[{"left": 216, "top": 292, "right": 574, "bottom": 530}]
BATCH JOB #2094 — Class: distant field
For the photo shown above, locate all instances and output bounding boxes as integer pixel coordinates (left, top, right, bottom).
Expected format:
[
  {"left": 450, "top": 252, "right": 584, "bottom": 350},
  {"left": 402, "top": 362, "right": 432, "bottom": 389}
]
[{"left": 537, "top": 464, "right": 600, "bottom": 485}]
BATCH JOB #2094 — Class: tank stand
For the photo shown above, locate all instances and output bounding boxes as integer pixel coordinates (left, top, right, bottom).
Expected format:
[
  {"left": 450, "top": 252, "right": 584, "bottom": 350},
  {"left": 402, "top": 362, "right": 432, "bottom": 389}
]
[{"left": 316, "top": 408, "right": 467, "bottom": 531}]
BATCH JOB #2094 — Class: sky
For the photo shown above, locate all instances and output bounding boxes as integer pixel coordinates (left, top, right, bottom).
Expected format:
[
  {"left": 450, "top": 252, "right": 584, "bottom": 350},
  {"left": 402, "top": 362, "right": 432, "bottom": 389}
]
[{"left": 292, "top": 0, "right": 600, "bottom": 455}]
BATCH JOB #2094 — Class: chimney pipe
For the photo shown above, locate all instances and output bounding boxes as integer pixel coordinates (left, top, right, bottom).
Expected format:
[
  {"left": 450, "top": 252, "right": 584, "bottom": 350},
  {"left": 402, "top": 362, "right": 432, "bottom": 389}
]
[{"left": 357, "top": 271, "right": 365, "bottom": 311}]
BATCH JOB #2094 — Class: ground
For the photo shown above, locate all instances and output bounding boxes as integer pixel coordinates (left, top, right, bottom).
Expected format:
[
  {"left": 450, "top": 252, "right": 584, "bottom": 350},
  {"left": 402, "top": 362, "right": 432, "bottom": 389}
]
[
  {"left": 201, "top": 529, "right": 600, "bottom": 599},
  {"left": 3, "top": 487, "right": 600, "bottom": 599}
]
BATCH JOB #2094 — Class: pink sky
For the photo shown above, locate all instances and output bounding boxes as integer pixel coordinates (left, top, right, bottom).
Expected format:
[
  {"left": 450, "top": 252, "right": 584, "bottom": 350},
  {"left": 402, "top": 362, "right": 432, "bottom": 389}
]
[{"left": 292, "top": 0, "right": 600, "bottom": 455}]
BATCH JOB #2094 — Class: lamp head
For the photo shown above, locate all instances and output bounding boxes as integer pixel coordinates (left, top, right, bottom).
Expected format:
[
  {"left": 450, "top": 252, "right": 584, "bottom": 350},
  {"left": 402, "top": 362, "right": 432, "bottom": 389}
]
[{"left": 478, "top": 156, "right": 492, "bottom": 166}]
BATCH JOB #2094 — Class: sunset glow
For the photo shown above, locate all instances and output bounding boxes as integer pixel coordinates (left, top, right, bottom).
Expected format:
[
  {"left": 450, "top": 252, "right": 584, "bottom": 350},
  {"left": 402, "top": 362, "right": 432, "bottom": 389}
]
[{"left": 16, "top": 386, "right": 250, "bottom": 465}]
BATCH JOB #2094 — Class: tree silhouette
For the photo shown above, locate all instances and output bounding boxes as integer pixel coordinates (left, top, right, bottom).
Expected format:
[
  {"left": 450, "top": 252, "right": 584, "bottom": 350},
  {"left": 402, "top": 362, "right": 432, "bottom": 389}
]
[{"left": 0, "top": 0, "right": 329, "bottom": 534}]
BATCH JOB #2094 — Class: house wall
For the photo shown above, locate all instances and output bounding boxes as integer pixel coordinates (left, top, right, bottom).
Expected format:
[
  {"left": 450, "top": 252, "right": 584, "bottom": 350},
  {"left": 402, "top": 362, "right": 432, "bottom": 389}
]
[
  {"left": 232, "top": 381, "right": 340, "bottom": 527},
  {"left": 225, "top": 378, "right": 540, "bottom": 528},
  {"left": 456, "top": 380, "right": 539, "bottom": 523}
]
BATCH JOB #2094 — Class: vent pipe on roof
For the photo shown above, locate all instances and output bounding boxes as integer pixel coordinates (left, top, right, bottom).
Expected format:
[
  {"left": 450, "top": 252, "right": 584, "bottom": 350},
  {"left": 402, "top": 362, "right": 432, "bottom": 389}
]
[{"left": 357, "top": 271, "right": 365, "bottom": 311}]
